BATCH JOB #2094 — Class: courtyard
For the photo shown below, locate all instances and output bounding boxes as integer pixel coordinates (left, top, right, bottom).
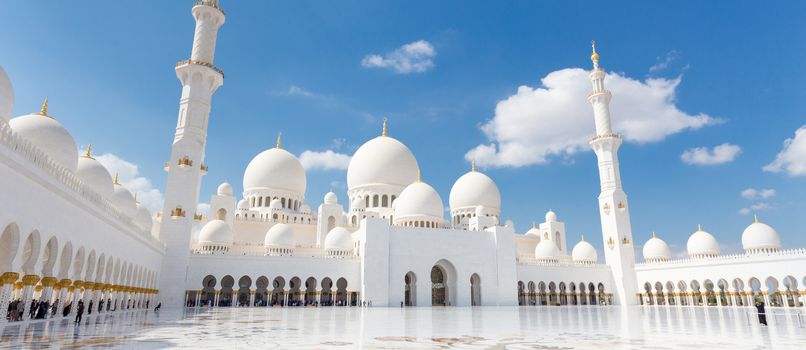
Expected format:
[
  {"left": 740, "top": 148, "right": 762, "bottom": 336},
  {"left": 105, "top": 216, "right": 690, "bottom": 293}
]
[{"left": 0, "top": 306, "right": 804, "bottom": 349}]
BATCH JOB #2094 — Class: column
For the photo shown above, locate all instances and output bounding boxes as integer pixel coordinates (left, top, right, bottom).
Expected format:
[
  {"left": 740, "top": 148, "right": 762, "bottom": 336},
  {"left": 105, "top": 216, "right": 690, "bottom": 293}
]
[
  {"left": 0, "top": 272, "right": 19, "bottom": 324},
  {"left": 213, "top": 291, "right": 220, "bottom": 307},
  {"left": 21, "top": 274, "right": 40, "bottom": 320},
  {"left": 195, "top": 290, "right": 202, "bottom": 307},
  {"left": 316, "top": 289, "right": 322, "bottom": 306},
  {"left": 40, "top": 277, "right": 57, "bottom": 306}
]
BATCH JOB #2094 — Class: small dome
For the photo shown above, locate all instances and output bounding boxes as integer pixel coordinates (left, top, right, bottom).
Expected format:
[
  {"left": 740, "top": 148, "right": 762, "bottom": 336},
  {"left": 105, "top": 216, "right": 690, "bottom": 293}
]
[
  {"left": 76, "top": 147, "right": 113, "bottom": 199},
  {"left": 642, "top": 233, "right": 672, "bottom": 262},
  {"left": 237, "top": 199, "right": 249, "bottom": 210},
  {"left": 0, "top": 65, "right": 13, "bottom": 123},
  {"left": 135, "top": 203, "right": 153, "bottom": 232},
  {"left": 534, "top": 239, "right": 560, "bottom": 260},
  {"left": 350, "top": 197, "right": 365, "bottom": 210},
  {"left": 9, "top": 104, "right": 78, "bottom": 172},
  {"left": 324, "top": 227, "right": 353, "bottom": 252},
  {"left": 264, "top": 223, "right": 295, "bottom": 248},
  {"left": 545, "top": 210, "right": 558, "bottom": 222},
  {"left": 243, "top": 147, "right": 306, "bottom": 196},
  {"left": 687, "top": 225, "right": 720, "bottom": 258},
  {"left": 741, "top": 216, "right": 781, "bottom": 253},
  {"left": 112, "top": 178, "right": 137, "bottom": 218},
  {"left": 449, "top": 169, "right": 501, "bottom": 213},
  {"left": 347, "top": 135, "right": 419, "bottom": 190},
  {"left": 393, "top": 181, "right": 444, "bottom": 220},
  {"left": 217, "top": 182, "right": 233, "bottom": 196},
  {"left": 269, "top": 198, "right": 283, "bottom": 210},
  {"left": 299, "top": 203, "right": 312, "bottom": 214},
  {"left": 198, "top": 219, "right": 232, "bottom": 244},
  {"left": 572, "top": 238, "right": 598, "bottom": 263},
  {"left": 324, "top": 191, "right": 338, "bottom": 205},
  {"left": 525, "top": 223, "right": 540, "bottom": 238}
]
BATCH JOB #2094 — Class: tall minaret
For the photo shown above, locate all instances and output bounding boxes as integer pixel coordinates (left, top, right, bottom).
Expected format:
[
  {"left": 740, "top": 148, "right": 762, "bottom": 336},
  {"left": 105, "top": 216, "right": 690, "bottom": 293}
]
[
  {"left": 157, "top": 0, "right": 225, "bottom": 307},
  {"left": 587, "top": 42, "right": 638, "bottom": 306}
]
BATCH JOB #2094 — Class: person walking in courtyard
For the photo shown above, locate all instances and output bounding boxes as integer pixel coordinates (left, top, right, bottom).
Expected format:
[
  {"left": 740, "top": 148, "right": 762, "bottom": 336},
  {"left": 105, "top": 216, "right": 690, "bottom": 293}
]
[
  {"left": 755, "top": 301, "right": 767, "bottom": 326},
  {"left": 154, "top": 302, "right": 161, "bottom": 312},
  {"left": 75, "top": 300, "right": 84, "bottom": 324}
]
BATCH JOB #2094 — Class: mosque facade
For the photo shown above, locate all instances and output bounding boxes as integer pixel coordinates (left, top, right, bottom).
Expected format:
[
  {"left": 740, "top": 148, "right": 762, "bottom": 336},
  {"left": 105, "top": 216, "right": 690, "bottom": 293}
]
[{"left": 0, "top": 1, "right": 805, "bottom": 320}]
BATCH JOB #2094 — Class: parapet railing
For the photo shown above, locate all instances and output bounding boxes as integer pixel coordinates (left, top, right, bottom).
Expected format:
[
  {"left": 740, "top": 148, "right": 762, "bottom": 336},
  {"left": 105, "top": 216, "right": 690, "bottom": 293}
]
[
  {"left": 517, "top": 256, "right": 606, "bottom": 268},
  {"left": 175, "top": 59, "right": 224, "bottom": 77},
  {"left": 190, "top": 242, "right": 358, "bottom": 259},
  {"left": 0, "top": 122, "right": 159, "bottom": 244},
  {"left": 636, "top": 249, "right": 806, "bottom": 268}
]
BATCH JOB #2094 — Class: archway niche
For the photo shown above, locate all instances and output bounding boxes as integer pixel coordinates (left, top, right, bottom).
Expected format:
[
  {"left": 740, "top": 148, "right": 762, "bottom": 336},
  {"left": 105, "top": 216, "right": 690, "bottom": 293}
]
[
  {"left": 430, "top": 259, "right": 457, "bottom": 306},
  {"left": 404, "top": 272, "right": 417, "bottom": 306}
]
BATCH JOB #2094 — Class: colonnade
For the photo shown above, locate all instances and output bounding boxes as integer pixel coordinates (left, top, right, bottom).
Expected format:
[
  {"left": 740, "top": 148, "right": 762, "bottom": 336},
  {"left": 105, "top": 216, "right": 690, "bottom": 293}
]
[{"left": 1, "top": 272, "right": 156, "bottom": 323}]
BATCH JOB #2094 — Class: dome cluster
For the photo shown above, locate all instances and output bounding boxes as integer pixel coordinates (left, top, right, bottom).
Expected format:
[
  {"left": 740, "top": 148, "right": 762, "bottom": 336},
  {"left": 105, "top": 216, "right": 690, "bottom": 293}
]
[
  {"left": 1, "top": 87, "right": 154, "bottom": 235},
  {"left": 642, "top": 216, "right": 783, "bottom": 263}
]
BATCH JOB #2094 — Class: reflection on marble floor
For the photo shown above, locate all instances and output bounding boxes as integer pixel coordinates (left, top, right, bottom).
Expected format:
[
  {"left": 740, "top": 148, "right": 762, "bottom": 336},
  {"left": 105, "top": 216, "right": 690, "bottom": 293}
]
[{"left": 1, "top": 306, "right": 804, "bottom": 349}]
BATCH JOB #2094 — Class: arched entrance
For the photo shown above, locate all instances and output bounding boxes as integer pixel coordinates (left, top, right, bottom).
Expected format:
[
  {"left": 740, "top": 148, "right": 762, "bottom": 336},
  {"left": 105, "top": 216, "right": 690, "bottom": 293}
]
[
  {"left": 430, "top": 259, "right": 456, "bottom": 306},
  {"left": 271, "top": 277, "right": 285, "bottom": 306},
  {"left": 237, "top": 276, "right": 252, "bottom": 307},
  {"left": 321, "top": 278, "right": 333, "bottom": 306},
  {"left": 470, "top": 273, "right": 481, "bottom": 306},
  {"left": 255, "top": 276, "right": 269, "bottom": 306},
  {"left": 404, "top": 271, "right": 417, "bottom": 306},
  {"left": 201, "top": 275, "right": 216, "bottom": 306},
  {"left": 220, "top": 275, "right": 234, "bottom": 306}
]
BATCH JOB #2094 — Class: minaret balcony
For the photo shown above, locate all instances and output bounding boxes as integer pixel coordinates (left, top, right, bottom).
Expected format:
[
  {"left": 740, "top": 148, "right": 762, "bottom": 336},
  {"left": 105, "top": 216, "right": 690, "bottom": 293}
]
[
  {"left": 175, "top": 59, "right": 224, "bottom": 78},
  {"left": 200, "top": 163, "right": 208, "bottom": 174}
]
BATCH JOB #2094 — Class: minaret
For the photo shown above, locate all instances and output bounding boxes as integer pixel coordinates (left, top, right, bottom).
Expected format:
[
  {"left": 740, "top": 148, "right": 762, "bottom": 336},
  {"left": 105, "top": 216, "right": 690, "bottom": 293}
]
[
  {"left": 587, "top": 42, "right": 638, "bottom": 306},
  {"left": 157, "top": 0, "right": 225, "bottom": 307}
]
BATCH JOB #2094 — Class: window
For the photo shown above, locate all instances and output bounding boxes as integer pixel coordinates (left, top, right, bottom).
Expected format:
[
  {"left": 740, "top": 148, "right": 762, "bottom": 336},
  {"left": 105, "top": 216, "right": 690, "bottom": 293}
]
[{"left": 382, "top": 195, "right": 388, "bottom": 207}]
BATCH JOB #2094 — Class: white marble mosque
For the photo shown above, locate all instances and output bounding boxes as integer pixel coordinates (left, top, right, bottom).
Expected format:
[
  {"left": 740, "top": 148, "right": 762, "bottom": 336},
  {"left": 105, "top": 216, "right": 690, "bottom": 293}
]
[{"left": 1, "top": 1, "right": 806, "bottom": 348}]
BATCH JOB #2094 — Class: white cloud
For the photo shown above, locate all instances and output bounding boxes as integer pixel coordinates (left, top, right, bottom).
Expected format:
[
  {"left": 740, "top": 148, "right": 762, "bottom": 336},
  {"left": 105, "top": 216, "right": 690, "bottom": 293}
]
[
  {"left": 738, "top": 202, "right": 770, "bottom": 216},
  {"left": 361, "top": 40, "right": 436, "bottom": 74},
  {"left": 466, "top": 68, "right": 718, "bottom": 167},
  {"left": 740, "top": 188, "right": 776, "bottom": 200},
  {"left": 95, "top": 153, "right": 164, "bottom": 215},
  {"left": 649, "top": 50, "right": 679, "bottom": 73},
  {"left": 763, "top": 126, "right": 806, "bottom": 176},
  {"left": 680, "top": 143, "right": 742, "bottom": 166},
  {"left": 299, "top": 150, "right": 351, "bottom": 171}
]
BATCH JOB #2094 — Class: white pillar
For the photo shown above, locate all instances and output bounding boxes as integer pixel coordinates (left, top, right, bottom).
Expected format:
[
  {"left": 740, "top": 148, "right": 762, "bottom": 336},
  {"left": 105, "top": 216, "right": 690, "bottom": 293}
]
[
  {"left": 0, "top": 272, "right": 18, "bottom": 324},
  {"left": 249, "top": 291, "right": 255, "bottom": 307},
  {"left": 21, "top": 275, "right": 40, "bottom": 320}
]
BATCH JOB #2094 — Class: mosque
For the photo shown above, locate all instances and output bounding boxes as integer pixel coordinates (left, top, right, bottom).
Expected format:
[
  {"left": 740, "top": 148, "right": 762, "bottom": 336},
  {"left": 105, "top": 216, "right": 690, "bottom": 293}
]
[{"left": 0, "top": 0, "right": 805, "bottom": 321}]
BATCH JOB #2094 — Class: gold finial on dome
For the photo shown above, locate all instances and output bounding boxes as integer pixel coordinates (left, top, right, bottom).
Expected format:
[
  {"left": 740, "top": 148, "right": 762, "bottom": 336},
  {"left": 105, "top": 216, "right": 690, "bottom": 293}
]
[
  {"left": 416, "top": 169, "right": 421, "bottom": 182},
  {"left": 652, "top": 231, "right": 656, "bottom": 238},
  {"left": 580, "top": 234, "right": 585, "bottom": 242},
  {"left": 39, "top": 98, "right": 51, "bottom": 118},
  {"left": 113, "top": 173, "right": 121, "bottom": 186},
  {"left": 82, "top": 145, "right": 94, "bottom": 159},
  {"left": 471, "top": 160, "right": 476, "bottom": 172},
  {"left": 382, "top": 117, "right": 388, "bottom": 137},
  {"left": 697, "top": 224, "right": 702, "bottom": 231},
  {"left": 275, "top": 132, "right": 282, "bottom": 149},
  {"left": 754, "top": 214, "right": 759, "bottom": 223},
  {"left": 532, "top": 221, "right": 536, "bottom": 228},
  {"left": 134, "top": 192, "right": 139, "bottom": 204},
  {"left": 590, "top": 40, "right": 600, "bottom": 63}
]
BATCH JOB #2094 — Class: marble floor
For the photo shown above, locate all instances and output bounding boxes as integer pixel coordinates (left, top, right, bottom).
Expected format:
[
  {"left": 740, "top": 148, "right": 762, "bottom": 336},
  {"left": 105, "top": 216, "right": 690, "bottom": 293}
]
[{"left": 1, "top": 306, "right": 804, "bottom": 349}]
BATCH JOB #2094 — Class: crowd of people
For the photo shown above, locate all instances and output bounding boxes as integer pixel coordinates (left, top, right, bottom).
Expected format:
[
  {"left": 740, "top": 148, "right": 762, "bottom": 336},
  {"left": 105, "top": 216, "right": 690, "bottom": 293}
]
[{"left": 4, "top": 297, "right": 151, "bottom": 323}]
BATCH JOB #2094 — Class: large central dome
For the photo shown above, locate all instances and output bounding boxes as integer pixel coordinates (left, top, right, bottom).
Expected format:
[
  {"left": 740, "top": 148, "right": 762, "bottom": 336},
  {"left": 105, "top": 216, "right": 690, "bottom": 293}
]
[
  {"left": 347, "top": 135, "right": 419, "bottom": 190},
  {"left": 243, "top": 147, "right": 306, "bottom": 195}
]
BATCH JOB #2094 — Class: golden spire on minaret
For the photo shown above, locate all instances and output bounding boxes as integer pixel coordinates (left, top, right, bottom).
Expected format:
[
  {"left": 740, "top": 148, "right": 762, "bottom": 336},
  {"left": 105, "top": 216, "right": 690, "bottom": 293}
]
[
  {"left": 82, "top": 145, "right": 94, "bottom": 159},
  {"left": 39, "top": 98, "right": 51, "bottom": 118},
  {"left": 590, "top": 40, "right": 600, "bottom": 66},
  {"left": 113, "top": 173, "right": 121, "bottom": 186},
  {"left": 382, "top": 117, "right": 388, "bottom": 137},
  {"left": 276, "top": 132, "right": 282, "bottom": 149}
]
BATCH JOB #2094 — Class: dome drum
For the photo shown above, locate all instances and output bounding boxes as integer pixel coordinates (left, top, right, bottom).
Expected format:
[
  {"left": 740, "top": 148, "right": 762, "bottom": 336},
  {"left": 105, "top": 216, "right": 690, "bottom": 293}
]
[
  {"left": 244, "top": 189, "right": 305, "bottom": 212},
  {"left": 348, "top": 187, "right": 402, "bottom": 211}
]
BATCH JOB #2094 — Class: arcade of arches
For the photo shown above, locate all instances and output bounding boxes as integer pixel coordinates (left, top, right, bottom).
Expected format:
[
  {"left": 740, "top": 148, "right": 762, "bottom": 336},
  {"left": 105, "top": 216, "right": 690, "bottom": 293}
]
[
  {"left": 188, "top": 275, "right": 358, "bottom": 307},
  {"left": 517, "top": 281, "right": 613, "bottom": 306},
  {"left": 639, "top": 276, "right": 806, "bottom": 308}
]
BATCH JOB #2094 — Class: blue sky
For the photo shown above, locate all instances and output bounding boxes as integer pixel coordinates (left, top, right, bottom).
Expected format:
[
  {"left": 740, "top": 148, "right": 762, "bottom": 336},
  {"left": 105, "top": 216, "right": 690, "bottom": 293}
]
[{"left": 2, "top": 1, "right": 806, "bottom": 256}]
